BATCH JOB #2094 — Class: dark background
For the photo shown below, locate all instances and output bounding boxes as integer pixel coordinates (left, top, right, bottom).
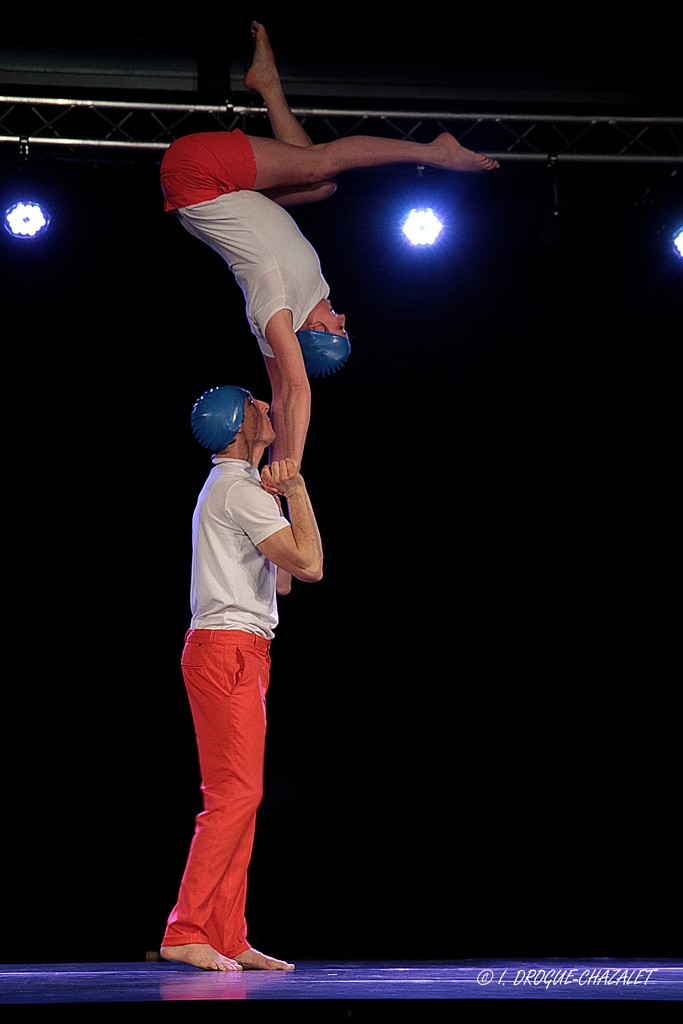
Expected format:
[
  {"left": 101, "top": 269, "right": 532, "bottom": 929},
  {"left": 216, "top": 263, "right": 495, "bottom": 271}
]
[{"left": 1, "top": 11, "right": 680, "bottom": 964}]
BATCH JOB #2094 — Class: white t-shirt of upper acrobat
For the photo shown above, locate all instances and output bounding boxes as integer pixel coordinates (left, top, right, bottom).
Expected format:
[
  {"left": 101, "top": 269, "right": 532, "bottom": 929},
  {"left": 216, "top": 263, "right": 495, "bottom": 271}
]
[
  {"left": 176, "top": 190, "right": 330, "bottom": 358},
  {"left": 190, "top": 458, "right": 290, "bottom": 638}
]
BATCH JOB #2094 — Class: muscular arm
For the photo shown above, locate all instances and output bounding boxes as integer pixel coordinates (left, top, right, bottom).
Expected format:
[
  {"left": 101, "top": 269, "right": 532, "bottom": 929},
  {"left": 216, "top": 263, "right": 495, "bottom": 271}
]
[
  {"left": 272, "top": 495, "right": 292, "bottom": 595},
  {"left": 258, "top": 460, "right": 322, "bottom": 583},
  {"left": 264, "top": 309, "right": 311, "bottom": 468}
]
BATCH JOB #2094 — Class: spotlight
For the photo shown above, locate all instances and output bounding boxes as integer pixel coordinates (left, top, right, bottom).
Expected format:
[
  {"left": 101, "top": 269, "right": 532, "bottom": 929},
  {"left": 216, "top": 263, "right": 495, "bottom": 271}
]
[
  {"left": 4, "top": 201, "right": 50, "bottom": 239},
  {"left": 673, "top": 226, "right": 683, "bottom": 260},
  {"left": 402, "top": 208, "right": 443, "bottom": 246}
]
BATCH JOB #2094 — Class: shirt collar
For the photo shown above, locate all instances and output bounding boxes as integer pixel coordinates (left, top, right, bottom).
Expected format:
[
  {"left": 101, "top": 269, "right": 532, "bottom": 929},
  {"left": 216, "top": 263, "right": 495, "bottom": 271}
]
[{"left": 211, "top": 456, "right": 259, "bottom": 479}]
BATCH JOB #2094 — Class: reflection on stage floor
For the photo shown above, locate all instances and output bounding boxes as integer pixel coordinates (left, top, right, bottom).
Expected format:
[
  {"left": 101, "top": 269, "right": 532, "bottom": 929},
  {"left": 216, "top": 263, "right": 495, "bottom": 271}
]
[{"left": 1, "top": 958, "right": 681, "bottom": 1006}]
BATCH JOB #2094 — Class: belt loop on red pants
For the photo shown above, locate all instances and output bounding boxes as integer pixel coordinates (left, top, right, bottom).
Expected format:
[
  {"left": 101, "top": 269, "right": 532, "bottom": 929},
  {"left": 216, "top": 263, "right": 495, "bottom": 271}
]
[{"left": 184, "top": 628, "right": 271, "bottom": 656}]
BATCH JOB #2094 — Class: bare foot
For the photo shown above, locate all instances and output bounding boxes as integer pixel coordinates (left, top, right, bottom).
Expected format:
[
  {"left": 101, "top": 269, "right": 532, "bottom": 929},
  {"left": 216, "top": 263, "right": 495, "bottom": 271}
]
[
  {"left": 244, "top": 22, "right": 280, "bottom": 95},
  {"left": 234, "top": 946, "right": 295, "bottom": 971},
  {"left": 430, "top": 132, "right": 499, "bottom": 172},
  {"left": 160, "top": 943, "right": 243, "bottom": 971}
]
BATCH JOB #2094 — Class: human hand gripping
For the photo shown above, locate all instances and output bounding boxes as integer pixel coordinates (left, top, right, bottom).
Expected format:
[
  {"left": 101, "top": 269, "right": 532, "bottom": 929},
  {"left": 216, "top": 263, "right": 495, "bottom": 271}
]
[
  {"left": 261, "top": 459, "right": 304, "bottom": 497},
  {"left": 258, "top": 459, "right": 322, "bottom": 584}
]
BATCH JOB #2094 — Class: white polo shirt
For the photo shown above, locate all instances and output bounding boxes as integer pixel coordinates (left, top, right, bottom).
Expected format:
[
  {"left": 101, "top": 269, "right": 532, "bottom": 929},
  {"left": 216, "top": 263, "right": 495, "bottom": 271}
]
[
  {"left": 190, "top": 458, "right": 290, "bottom": 639},
  {"left": 176, "top": 190, "right": 330, "bottom": 358}
]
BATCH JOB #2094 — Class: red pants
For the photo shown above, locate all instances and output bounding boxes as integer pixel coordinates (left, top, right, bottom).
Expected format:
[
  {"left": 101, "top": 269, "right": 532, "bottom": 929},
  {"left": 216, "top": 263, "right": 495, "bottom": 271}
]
[
  {"left": 160, "top": 130, "right": 257, "bottom": 212},
  {"left": 162, "top": 629, "right": 271, "bottom": 958}
]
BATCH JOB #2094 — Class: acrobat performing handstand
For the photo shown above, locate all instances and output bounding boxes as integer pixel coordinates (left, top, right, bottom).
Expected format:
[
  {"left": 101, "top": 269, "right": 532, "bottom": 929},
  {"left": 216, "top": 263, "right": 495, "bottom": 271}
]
[{"left": 161, "top": 22, "right": 498, "bottom": 469}]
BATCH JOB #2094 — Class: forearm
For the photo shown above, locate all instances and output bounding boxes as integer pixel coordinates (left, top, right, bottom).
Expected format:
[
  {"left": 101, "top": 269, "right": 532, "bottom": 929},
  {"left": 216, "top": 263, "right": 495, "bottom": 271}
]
[
  {"left": 283, "top": 483, "right": 323, "bottom": 581},
  {"left": 264, "top": 310, "right": 311, "bottom": 467},
  {"left": 280, "top": 379, "right": 310, "bottom": 469},
  {"left": 259, "top": 461, "right": 323, "bottom": 582},
  {"left": 268, "top": 398, "right": 288, "bottom": 464}
]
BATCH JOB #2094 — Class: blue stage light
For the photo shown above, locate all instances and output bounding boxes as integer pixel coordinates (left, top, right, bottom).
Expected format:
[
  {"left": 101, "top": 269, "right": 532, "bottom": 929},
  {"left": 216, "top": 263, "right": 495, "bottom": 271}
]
[
  {"left": 673, "top": 226, "right": 683, "bottom": 259},
  {"left": 402, "top": 208, "right": 443, "bottom": 246},
  {"left": 4, "top": 201, "right": 50, "bottom": 238}
]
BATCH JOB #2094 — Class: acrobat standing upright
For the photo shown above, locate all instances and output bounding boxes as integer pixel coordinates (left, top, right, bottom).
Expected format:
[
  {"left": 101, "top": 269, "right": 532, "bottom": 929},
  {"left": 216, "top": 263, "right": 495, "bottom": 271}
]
[
  {"left": 161, "top": 385, "right": 323, "bottom": 971},
  {"left": 161, "top": 22, "right": 498, "bottom": 469}
]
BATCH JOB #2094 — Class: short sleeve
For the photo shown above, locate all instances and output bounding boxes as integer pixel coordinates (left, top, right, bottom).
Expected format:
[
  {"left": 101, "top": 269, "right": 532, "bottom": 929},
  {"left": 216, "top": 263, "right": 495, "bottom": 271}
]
[{"left": 226, "top": 478, "right": 290, "bottom": 547}]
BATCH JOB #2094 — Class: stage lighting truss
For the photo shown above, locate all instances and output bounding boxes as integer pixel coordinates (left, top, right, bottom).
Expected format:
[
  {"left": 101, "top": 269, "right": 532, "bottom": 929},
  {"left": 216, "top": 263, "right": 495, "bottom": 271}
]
[{"left": 0, "top": 96, "right": 682, "bottom": 166}]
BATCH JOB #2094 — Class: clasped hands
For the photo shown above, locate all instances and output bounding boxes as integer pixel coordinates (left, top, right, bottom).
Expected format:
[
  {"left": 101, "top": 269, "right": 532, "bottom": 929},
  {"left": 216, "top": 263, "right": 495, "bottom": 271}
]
[{"left": 261, "top": 458, "right": 304, "bottom": 497}]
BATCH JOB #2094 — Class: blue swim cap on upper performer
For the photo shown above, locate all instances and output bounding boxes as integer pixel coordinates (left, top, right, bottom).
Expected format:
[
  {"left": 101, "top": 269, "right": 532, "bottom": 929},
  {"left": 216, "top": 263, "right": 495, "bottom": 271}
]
[
  {"left": 191, "top": 386, "right": 248, "bottom": 451},
  {"left": 296, "top": 330, "right": 351, "bottom": 378}
]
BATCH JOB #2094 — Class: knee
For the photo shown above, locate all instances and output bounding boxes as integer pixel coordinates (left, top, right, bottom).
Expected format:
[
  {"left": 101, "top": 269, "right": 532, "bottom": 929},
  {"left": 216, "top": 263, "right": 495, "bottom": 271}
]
[
  {"left": 241, "top": 782, "right": 264, "bottom": 819},
  {"left": 247, "top": 778, "right": 264, "bottom": 807},
  {"left": 314, "top": 180, "right": 337, "bottom": 202},
  {"left": 236, "top": 774, "right": 264, "bottom": 812},
  {"left": 303, "top": 147, "right": 338, "bottom": 184},
  {"left": 202, "top": 781, "right": 263, "bottom": 820}
]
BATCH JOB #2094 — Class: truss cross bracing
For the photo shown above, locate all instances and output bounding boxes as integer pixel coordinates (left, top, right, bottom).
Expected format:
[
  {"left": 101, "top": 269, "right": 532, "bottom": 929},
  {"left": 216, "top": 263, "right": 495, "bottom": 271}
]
[{"left": 1, "top": 96, "right": 682, "bottom": 165}]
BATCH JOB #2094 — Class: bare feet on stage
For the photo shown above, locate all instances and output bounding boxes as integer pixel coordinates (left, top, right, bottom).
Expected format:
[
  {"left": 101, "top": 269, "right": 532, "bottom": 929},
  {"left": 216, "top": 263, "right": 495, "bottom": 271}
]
[
  {"left": 160, "top": 944, "right": 243, "bottom": 971},
  {"left": 234, "top": 946, "right": 295, "bottom": 971},
  {"left": 244, "top": 21, "right": 279, "bottom": 96},
  {"left": 160, "top": 942, "right": 294, "bottom": 971}
]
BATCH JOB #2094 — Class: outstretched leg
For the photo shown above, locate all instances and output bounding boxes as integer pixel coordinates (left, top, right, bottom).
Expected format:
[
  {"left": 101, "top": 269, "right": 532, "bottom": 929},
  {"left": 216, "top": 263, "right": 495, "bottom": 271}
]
[
  {"left": 248, "top": 131, "right": 499, "bottom": 192},
  {"left": 244, "top": 22, "right": 498, "bottom": 191},
  {"left": 246, "top": 22, "right": 337, "bottom": 207}
]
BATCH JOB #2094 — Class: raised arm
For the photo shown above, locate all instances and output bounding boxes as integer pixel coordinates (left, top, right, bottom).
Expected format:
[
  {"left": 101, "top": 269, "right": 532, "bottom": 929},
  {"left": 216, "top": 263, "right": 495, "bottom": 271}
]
[
  {"left": 258, "top": 459, "right": 322, "bottom": 583},
  {"left": 264, "top": 309, "right": 311, "bottom": 469}
]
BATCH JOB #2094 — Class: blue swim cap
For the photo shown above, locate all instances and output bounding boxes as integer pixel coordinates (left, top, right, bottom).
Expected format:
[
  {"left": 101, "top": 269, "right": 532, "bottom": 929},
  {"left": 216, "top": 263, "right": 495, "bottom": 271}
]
[
  {"left": 191, "top": 386, "right": 248, "bottom": 451},
  {"left": 296, "top": 330, "right": 351, "bottom": 378}
]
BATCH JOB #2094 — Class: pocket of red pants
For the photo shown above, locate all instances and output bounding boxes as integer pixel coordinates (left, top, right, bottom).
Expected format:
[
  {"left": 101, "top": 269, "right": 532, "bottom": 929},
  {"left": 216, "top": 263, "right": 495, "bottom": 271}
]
[{"left": 181, "top": 640, "right": 210, "bottom": 668}]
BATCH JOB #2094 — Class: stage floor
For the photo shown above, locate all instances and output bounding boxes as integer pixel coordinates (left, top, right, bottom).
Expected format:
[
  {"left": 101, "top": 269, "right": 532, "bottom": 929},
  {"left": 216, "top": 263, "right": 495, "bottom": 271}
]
[{"left": 1, "top": 959, "right": 681, "bottom": 1007}]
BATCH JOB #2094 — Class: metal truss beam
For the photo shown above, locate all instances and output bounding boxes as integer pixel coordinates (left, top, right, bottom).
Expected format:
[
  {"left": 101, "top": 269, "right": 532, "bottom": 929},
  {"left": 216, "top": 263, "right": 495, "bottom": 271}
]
[{"left": 1, "top": 96, "right": 682, "bottom": 165}]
